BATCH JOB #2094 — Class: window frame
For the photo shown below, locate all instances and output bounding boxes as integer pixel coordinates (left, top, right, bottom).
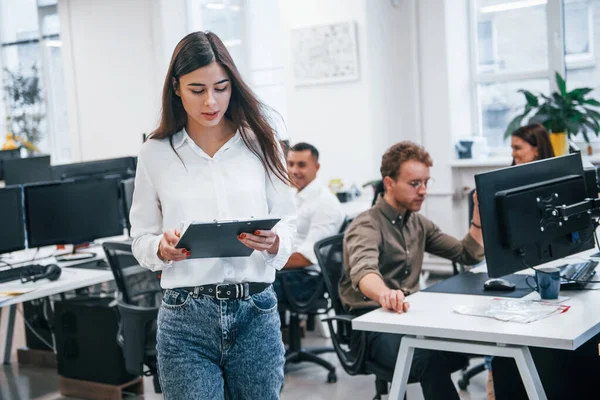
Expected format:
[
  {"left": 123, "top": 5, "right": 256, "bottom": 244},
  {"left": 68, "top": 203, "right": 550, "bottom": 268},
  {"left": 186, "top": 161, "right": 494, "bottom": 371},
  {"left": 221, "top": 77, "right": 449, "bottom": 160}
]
[{"left": 468, "top": 0, "right": 567, "bottom": 149}]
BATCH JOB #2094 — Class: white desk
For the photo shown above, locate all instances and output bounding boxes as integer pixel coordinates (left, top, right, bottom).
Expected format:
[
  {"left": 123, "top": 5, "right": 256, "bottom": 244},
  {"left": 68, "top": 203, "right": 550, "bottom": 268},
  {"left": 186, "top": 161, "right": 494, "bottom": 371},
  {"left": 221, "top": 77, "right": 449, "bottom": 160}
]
[
  {"left": 0, "top": 246, "right": 115, "bottom": 364},
  {"left": 353, "top": 251, "right": 600, "bottom": 400}
]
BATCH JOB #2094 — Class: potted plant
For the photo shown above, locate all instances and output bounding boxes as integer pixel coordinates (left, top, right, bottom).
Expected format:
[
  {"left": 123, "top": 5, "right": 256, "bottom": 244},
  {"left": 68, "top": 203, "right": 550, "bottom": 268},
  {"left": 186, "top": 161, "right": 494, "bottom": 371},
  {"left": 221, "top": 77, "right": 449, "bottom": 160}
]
[
  {"left": 504, "top": 72, "right": 600, "bottom": 156},
  {"left": 3, "top": 65, "right": 45, "bottom": 155}
]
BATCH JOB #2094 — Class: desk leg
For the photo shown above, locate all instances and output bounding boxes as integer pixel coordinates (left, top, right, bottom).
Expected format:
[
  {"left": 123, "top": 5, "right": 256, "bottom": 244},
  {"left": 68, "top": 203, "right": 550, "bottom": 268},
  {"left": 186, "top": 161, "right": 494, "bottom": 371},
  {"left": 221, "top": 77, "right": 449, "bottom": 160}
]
[
  {"left": 382, "top": 336, "right": 547, "bottom": 400},
  {"left": 388, "top": 336, "right": 415, "bottom": 400},
  {"left": 513, "top": 346, "right": 546, "bottom": 400},
  {"left": 3, "top": 305, "right": 16, "bottom": 364}
]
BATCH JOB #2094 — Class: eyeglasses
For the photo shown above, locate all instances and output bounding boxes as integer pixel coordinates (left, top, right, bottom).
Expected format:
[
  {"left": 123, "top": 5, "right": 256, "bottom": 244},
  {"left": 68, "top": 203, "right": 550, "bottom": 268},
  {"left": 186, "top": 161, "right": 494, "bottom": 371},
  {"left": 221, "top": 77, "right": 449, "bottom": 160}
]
[{"left": 406, "top": 178, "right": 434, "bottom": 190}]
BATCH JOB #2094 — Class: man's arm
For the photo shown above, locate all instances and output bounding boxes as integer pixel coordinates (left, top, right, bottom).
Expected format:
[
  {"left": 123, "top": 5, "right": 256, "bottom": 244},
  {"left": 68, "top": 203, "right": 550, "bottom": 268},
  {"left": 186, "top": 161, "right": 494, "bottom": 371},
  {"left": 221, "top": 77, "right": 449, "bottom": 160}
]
[
  {"left": 284, "top": 198, "right": 345, "bottom": 269},
  {"left": 469, "top": 190, "right": 483, "bottom": 247},
  {"left": 359, "top": 273, "right": 410, "bottom": 313},
  {"left": 284, "top": 252, "right": 312, "bottom": 269},
  {"left": 345, "top": 215, "right": 409, "bottom": 313}
]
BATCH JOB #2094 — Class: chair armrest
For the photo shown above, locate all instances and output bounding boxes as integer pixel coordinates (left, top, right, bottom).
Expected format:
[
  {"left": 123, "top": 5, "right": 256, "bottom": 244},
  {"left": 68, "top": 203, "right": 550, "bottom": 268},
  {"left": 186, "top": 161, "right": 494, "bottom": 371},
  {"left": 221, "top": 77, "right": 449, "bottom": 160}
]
[
  {"left": 322, "top": 313, "right": 368, "bottom": 376},
  {"left": 322, "top": 314, "right": 355, "bottom": 323}
]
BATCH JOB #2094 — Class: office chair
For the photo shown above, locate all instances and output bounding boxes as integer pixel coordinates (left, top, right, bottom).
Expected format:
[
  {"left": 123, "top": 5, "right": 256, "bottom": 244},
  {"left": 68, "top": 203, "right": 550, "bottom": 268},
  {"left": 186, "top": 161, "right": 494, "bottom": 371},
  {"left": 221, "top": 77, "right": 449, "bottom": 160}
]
[
  {"left": 277, "top": 267, "right": 337, "bottom": 383},
  {"left": 102, "top": 241, "right": 162, "bottom": 393},
  {"left": 315, "top": 234, "right": 397, "bottom": 400}
]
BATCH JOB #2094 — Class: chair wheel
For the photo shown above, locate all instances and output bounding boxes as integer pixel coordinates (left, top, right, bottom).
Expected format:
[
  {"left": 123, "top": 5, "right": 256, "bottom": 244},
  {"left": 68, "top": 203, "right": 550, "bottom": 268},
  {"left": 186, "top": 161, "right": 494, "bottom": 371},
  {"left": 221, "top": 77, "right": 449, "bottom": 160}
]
[
  {"left": 327, "top": 371, "right": 337, "bottom": 383},
  {"left": 458, "top": 378, "right": 469, "bottom": 390}
]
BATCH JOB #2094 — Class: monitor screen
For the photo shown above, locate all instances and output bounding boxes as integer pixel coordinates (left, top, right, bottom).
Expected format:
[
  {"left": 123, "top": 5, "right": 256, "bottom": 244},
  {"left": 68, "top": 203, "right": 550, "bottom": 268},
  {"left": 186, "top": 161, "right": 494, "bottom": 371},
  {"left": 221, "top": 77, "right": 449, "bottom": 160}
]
[
  {"left": 24, "top": 177, "right": 124, "bottom": 247},
  {"left": 120, "top": 177, "right": 135, "bottom": 231},
  {"left": 0, "top": 186, "right": 25, "bottom": 254},
  {"left": 2, "top": 155, "right": 52, "bottom": 185},
  {"left": 51, "top": 156, "right": 136, "bottom": 181},
  {"left": 475, "top": 154, "right": 596, "bottom": 278}
]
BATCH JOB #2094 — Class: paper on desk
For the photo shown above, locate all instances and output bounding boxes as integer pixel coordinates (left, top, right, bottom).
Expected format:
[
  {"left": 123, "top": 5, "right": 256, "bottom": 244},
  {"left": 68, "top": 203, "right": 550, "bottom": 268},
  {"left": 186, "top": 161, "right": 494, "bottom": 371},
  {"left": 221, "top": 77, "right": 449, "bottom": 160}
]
[{"left": 454, "top": 299, "right": 570, "bottom": 323}]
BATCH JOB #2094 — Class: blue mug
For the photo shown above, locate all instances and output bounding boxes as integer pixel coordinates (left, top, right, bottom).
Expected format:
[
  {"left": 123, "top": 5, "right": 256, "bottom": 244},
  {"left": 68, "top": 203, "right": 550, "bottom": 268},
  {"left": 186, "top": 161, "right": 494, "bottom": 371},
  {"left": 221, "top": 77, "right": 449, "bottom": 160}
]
[{"left": 526, "top": 267, "right": 560, "bottom": 300}]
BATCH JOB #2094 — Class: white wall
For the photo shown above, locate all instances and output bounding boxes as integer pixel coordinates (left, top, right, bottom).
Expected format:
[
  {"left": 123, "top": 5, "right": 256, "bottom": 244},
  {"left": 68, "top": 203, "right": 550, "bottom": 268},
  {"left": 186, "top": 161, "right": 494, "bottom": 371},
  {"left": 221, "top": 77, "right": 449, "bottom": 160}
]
[
  {"left": 59, "top": 0, "right": 162, "bottom": 162},
  {"left": 279, "top": 0, "right": 377, "bottom": 187}
]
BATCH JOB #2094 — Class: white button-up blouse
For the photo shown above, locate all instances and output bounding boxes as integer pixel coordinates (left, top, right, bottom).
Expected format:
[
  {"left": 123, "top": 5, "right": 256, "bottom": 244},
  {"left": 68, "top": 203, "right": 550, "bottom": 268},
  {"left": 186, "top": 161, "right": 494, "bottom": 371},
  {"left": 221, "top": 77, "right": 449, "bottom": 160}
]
[{"left": 130, "top": 128, "right": 296, "bottom": 289}]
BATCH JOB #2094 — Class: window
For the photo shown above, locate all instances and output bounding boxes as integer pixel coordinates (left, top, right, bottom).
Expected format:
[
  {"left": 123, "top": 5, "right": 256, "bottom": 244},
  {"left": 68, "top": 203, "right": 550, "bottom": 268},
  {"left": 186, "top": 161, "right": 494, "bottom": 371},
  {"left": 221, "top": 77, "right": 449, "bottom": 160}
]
[
  {"left": 564, "top": 0, "right": 594, "bottom": 69},
  {"left": 0, "top": 0, "right": 70, "bottom": 163},
  {"left": 470, "top": 0, "right": 552, "bottom": 151},
  {"left": 186, "top": 0, "right": 246, "bottom": 75},
  {"left": 469, "top": 0, "right": 599, "bottom": 150}
]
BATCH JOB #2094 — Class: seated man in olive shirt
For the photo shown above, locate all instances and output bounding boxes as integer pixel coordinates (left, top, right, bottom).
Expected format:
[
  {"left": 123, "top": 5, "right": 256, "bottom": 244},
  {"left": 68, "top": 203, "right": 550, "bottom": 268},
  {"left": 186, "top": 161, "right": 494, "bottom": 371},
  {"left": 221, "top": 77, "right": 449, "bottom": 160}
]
[{"left": 339, "top": 141, "right": 484, "bottom": 400}]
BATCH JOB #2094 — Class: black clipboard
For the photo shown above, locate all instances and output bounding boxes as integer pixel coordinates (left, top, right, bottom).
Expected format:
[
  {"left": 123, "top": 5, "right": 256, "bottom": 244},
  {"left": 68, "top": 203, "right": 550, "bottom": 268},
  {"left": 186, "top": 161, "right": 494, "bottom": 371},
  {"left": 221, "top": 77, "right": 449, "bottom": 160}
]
[{"left": 175, "top": 218, "right": 281, "bottom": 259}]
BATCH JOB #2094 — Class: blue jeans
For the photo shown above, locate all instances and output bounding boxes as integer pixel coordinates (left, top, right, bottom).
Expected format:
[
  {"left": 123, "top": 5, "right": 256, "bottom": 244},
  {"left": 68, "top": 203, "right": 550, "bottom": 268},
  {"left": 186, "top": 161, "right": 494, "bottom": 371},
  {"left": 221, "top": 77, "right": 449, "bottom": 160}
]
[{"left": 156, "top": 286, "right": 285, "bottom": 400}]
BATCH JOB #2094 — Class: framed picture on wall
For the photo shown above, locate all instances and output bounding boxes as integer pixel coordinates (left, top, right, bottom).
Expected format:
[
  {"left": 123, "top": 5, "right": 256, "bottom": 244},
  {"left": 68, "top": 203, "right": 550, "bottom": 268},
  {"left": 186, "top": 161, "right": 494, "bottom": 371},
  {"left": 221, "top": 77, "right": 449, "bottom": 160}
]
[{"left": 291, "top": 21, "right": 360, "bottom": 86}]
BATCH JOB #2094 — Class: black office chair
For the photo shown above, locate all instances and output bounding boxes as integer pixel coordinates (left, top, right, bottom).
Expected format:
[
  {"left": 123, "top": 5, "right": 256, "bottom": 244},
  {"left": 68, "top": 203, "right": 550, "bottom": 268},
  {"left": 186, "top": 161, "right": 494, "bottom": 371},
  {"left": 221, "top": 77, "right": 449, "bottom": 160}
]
[
  {"left": 102, "top": 241, "right": 162, "bottom": 393},
  {"left": 277, "top": 267, "right": 337, "bottom": 383},
  {"left": 315, "top": 234, "right": 396, "bottom": 400}
]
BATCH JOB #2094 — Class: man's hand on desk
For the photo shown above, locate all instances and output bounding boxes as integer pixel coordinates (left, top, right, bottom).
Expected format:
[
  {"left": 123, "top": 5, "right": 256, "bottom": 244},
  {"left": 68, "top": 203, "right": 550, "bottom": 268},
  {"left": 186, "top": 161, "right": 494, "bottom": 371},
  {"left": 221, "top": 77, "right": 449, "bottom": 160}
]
[{"left": 378, "top": 289, "right": 410, "bottom": 314}]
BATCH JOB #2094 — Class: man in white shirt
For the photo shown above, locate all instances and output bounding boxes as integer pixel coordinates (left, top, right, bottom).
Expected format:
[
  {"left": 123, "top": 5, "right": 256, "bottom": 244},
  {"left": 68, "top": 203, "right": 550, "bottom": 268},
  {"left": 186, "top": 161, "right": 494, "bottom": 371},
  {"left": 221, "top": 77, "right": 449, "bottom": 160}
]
[{"left": 273, "top": 142, "right": 345, "bottom": 302}]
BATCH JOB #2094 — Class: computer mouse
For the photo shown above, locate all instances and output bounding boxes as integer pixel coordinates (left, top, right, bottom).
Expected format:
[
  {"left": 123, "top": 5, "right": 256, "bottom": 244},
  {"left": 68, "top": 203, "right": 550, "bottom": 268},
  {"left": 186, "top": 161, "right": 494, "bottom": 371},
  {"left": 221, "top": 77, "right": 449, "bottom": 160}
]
[{"left": 483, "top": 278, "right": 516, "bottom": 291}]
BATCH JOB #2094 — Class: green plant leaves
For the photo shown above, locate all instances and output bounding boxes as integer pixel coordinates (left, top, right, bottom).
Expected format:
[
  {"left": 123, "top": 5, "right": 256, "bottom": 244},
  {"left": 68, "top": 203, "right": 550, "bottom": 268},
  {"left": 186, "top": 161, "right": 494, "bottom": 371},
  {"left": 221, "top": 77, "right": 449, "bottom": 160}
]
[
  {"left": 556, "top": 72, "right": 567, "bottom": 97},
  {"left": 505, "top": 72, "right": 600, "bottom": 143}
]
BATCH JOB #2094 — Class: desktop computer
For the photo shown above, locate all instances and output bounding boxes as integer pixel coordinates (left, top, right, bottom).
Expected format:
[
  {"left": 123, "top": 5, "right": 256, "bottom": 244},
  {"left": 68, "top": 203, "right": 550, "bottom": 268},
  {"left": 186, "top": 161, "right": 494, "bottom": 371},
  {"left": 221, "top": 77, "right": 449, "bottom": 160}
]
[
  {"left": 0, "top": 186, "right": 26, "bottom": 255},
  {"left": 1, "top": 155, "right": 52, "bottom": 185},
  {"left": 24, "top": 177, "right": 124, "bottom": 249},
  {"left": 475, "top": 153, "right": 599, "bottom": 280},
  {"left": 51, "top": 156, "right": 136, "bottom": 181}
]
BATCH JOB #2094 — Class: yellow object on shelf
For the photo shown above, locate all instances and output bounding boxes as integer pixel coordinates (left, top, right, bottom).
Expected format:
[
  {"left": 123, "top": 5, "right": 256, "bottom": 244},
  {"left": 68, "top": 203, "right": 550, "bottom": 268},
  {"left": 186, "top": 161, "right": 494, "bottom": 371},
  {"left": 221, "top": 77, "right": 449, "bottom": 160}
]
[
  {"left": 14, "top": 134, "right": 39, "bottom": 153},
  {"left": 1, "top": 133, "right": 18, "bottom": 150},
  {"left": 549, "top": 132, "right": 568, "bottom": 156}
]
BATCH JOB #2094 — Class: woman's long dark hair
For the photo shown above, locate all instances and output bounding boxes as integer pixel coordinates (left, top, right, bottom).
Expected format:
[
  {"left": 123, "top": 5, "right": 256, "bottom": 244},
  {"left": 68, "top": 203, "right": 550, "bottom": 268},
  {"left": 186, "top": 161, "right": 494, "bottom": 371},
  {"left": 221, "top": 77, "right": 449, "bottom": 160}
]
[
  {"left": 151, "top": 31, "right": 290, "bottom": 185},
  {"left": 511, "top": 123, "right": 555, "bottom": 166}
]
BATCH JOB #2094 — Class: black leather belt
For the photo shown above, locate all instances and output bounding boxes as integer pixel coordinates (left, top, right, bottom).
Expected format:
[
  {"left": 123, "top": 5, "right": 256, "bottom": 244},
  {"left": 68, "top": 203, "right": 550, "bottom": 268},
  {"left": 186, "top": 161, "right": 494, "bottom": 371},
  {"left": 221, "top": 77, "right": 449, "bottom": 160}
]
[{"left": 180, "top": 282, "right": 270, "bottom": 300}]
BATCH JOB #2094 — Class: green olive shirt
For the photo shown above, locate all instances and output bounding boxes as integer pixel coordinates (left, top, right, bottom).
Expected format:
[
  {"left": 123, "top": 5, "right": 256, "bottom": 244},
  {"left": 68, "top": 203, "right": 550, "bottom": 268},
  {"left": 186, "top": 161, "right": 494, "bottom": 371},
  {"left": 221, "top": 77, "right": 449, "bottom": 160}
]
[{"left": 339, "top": 196, "right": 485, "bottom": 312}]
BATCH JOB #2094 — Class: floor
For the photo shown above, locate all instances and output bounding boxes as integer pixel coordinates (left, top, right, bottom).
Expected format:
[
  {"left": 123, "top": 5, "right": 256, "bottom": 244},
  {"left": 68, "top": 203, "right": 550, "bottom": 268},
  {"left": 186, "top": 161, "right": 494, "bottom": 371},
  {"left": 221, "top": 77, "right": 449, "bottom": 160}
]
[
  {"left": 0, "top": 335, "right": 487, "bottom": 400},
  {"left": 0, "top": 272, "right": 488, "bottom": 400}
]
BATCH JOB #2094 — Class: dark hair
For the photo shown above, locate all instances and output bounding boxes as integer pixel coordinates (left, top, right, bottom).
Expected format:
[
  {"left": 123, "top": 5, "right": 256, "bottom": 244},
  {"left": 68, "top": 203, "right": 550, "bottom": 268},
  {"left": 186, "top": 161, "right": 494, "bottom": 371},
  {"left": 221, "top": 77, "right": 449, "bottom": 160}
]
[
  {"left": 380, "top": 141, "right": 433, "bottom": 180},
  {"left": 511, "top": 123, "right": 555, "bottom": 165},
  {"left": 150, "top": 31, "right": 290, "bottom": 185},
  {"left": 290, "top": 142, "right": 319, "bottom": 161}
]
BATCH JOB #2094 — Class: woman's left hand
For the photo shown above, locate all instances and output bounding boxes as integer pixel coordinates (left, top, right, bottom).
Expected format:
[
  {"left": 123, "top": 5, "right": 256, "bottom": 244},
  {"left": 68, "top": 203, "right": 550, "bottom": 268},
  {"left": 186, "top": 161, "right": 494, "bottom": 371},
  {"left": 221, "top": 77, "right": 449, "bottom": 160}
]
[{"left": 238, "top": 230, "right": 280, "bottom": 254}]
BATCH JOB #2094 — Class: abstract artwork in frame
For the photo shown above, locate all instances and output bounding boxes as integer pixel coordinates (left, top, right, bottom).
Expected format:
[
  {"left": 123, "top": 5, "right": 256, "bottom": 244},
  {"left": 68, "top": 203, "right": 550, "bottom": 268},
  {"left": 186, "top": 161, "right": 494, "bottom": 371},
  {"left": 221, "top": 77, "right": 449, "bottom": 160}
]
[{"left": 291, "top": 21, "right": 359, "bottom": 86}]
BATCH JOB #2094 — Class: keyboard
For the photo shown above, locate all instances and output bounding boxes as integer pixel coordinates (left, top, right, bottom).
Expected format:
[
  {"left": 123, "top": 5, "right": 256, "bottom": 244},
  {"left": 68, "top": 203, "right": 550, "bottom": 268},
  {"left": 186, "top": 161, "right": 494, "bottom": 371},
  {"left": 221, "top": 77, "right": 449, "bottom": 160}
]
[
  {"left": 560, "top": 260, "right": 599, "bottom": 289},
  {"left": 0, "top": 264, "right": 47, "bottom": 284}
]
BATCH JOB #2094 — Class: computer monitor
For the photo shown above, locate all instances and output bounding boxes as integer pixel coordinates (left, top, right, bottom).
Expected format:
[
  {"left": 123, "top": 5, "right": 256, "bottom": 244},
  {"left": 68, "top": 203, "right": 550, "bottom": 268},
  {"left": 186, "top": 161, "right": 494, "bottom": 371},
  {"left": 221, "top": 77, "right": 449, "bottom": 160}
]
[
  {"left": 51, "top": 156, "right": 136, "bottom": 181},
  {"left": 475, "top": 153, "right": 597, "bottom": 278},
  {"left": 1, "top": 155, "right": 52, "bottom": 185},
  {"left": 0, "top": 149, "right": 20, "bottom": 161},
  {"left": 0, "top": 186, "right": 25, "bottom": 254},
  {"left": 24, "top": 177, "right": 124, "bottom": 248},
  {"left": 120, "top": 177, "right": 135, "bottom": 232}
]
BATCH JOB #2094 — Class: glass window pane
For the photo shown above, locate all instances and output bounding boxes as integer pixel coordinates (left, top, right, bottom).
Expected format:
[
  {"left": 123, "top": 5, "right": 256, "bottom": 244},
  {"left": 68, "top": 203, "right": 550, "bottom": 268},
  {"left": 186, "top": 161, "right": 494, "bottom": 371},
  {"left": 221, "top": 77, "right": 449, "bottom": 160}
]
[
  {"left": 564, "top": 1, "right": 591, "bottom": 56},
  {"left": 187, "top": 0, "right": 245, "bottom": 72},
  {"left": 1, "top": 0, "right": 39, "bottom": 43},
  {"left": 475, "top": 0, "right": 548, "bottom": 74},
  {"left": 478, "top": 78, "right": 550, "bottom": 148},
  {"left": 41, "top": 13, "right": 60, "bottom": 37},
  {"left": 565, "top": 0, "right": 600, "bottom": 142}
]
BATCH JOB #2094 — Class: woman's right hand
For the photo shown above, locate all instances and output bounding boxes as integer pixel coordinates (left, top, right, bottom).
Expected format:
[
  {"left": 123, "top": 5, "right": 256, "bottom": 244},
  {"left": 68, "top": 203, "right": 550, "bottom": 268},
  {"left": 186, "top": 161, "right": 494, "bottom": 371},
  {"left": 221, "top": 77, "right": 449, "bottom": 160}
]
[{"left": 157, "top": 229, "right": 191, "bottom": 262}]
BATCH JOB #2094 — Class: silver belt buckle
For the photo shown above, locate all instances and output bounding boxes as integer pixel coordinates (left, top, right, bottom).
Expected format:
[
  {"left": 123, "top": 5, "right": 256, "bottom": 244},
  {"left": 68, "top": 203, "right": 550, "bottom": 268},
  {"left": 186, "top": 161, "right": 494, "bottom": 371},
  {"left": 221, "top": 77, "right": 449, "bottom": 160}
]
[{"left": 215, "top": 284, "right": 230, "bottom": 300}]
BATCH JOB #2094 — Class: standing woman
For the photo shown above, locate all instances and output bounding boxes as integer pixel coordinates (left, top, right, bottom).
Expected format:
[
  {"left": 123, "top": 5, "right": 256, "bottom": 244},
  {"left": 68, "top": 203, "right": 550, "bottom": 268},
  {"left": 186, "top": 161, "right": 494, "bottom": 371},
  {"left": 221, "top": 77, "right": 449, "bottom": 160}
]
[{"left": 129, "top": 31, "right": 296, "bottom": 399}]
